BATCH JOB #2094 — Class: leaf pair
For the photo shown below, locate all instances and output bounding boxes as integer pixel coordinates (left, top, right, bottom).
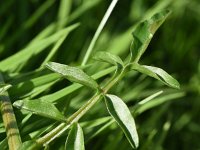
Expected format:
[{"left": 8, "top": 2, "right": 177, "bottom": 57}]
[
  {"left": 13, "top": 61, "right": 114, "bottom": 122},
  {"left": 93, "top": 51, "right": 179, "bottom": 90},
  {"left": 130, "top": 10, "right": 179, "bottom": 90},
  {"left": 13, "top": 62, "right": 100, "bottom": 122}
]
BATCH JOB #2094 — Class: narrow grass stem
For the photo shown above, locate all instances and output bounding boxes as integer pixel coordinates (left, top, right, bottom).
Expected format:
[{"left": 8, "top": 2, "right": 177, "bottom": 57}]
[
  {"left": 40, "top": 35, "right": 67, "bottom": 67},
  {"left": 0, "top": 73, "right": 22, "bottom": 150},
  {"left": 81, "top": 0, "right": 119, "bottom": 66}
]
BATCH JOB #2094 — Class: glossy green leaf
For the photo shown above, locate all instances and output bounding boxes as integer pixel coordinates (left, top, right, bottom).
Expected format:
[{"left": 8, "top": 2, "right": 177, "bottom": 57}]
[
  {"left": 93, "top": 51, "right": 124, "bottom": 67},
  {"left": 105, "top": 94, "right": 139, "bottom": 149},
  {"left": 41, "top": 66, "right": 116, "bottom": 103},
  {"left": 45, "top": 62, "right": 99, "bottom": 90},
  {"left": 65, "top": 123, "right": 85, "bottom": 150},
  {"left": 131, "top": 63, "right": 180, "bottom": 89},
  {"left": 131, "top": 10, "right": 170, "bottom": 62},
  {"left": 13, "top": 99, "right": 66, "bottom": 121}
]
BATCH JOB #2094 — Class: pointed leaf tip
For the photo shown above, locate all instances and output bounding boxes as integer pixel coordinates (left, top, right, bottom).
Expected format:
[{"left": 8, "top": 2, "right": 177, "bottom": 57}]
[
  {"left": 105, "top": 94, "right": 139, "bottom": 149},
  {"left": 93, "top": 51, "right": 124, "bottom": 67},
  {"left": 45, "top": 62, "right": 99, "bottom": 90},
  {"left": 131, "top": 10, "right": 170, "bottom": 63},
  {"left": 131, "top": 63, "right": 180, "bottom": 89}
]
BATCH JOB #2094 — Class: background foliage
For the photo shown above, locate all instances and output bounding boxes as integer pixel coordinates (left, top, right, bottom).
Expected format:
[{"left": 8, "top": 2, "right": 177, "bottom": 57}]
[{"left": 0, "top": 0, "right": 199, "bottom": 149}]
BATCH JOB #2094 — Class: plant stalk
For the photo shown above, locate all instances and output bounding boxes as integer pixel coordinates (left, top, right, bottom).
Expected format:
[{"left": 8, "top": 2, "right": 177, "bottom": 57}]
[
  {"left": 0, "top": 73, "right": 22, "bottom": 150},
  {"left": 37, "top": 93, "right": 102, "bottom": 145}
]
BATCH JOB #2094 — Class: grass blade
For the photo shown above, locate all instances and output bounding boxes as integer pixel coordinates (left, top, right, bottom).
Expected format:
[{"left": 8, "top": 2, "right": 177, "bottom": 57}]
[
  {"left": 0, "top": 23, "right": 79, "bottom": 72},
  {"left": 133, "top": 92, "right": 185, "bottom": 115},
  {"left": 24, "top": 0, "right": 55, "bottom": 29},
  {"left": 9, "top": 73, "right": 59, "bottom": 98},
  {"left": 68, "top": 0, "right": 101, "bottom": 22},
  {"left": 57, "top": 0, "right": 72, "bottom": 30},
  {"left": 40, "top": 35, "right": 67, "bottom": 67}
]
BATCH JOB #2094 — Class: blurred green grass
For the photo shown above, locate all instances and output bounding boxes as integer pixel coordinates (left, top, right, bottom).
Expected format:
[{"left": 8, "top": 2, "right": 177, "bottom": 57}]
[{"left": 0, "top": 0, "right": 199, "bottom": 149}]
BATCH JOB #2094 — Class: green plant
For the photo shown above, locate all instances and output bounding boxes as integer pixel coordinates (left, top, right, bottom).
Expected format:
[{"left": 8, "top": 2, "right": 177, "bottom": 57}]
[
  {"left": 0, "top": 7, "right": 180, "bottom": 149},
  {"left": 2, "top": 0, "right": 199, "bottom": 150}
]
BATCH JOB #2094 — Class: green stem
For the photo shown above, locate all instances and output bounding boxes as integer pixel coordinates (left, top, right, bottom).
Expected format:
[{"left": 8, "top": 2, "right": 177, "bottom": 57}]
[
  {"left": 67, "top": 93, "right": 102, "bottom": 123},
  {"left": 0, "top": 73, "right": 22, "bottom": 150},
  {"left": 103, "top": 68, "right": 126, "bottom": 93},
  {"left": 37, "top": 93, "right": 102, "bottom": 145},
  {"left": 81, "top": 0, "right": 119, "bottom": 66},
  {"left": 36, "top": 123, "right": 66, "bottom": 145},
  {"left": 36, "top": 66, "right": 127, "bottom": 146}
]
